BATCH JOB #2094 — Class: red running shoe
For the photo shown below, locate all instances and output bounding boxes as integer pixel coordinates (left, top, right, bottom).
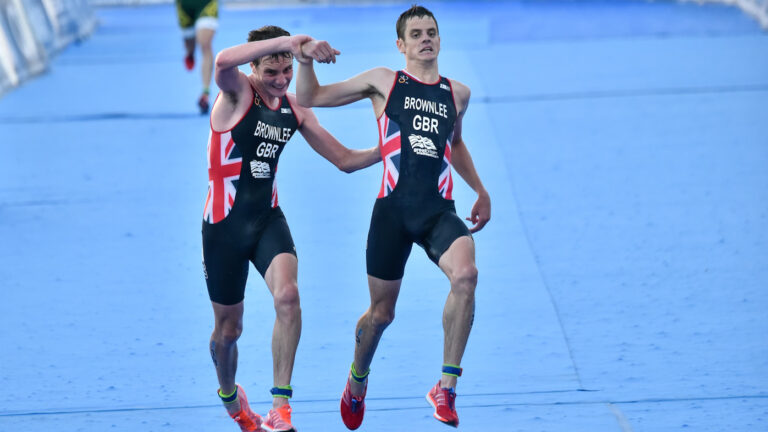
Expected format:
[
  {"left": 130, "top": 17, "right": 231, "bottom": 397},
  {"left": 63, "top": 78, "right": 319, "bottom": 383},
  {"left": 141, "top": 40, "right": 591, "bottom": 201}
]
[
  {"left": 198, "top": 93, "right": 210, "bottom": 114},
  {"left": 426, "top": 381, "right": 459, "bottom": 427},
  {"left": 340, "top": 377, "right": 366, "bottom": 430},
  {"left": 228, "top": 385, "right": 265, "bottom": 432},
  {"left": 184, "top": 53, "right": 195, "bottom": 70},
  {"left": 262, "top": 404, "right": 295, "bottom": 432}
]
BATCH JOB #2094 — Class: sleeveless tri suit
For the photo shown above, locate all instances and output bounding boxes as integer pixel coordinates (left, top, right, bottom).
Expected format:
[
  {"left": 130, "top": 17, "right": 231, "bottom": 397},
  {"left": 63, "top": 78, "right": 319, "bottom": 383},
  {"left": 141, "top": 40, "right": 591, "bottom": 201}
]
[
  {"left": 202, "top": 88, "right": 299, "bottom": 305},
  {"left": 366, "top": 70, "right": 471, "bottom": 280}
]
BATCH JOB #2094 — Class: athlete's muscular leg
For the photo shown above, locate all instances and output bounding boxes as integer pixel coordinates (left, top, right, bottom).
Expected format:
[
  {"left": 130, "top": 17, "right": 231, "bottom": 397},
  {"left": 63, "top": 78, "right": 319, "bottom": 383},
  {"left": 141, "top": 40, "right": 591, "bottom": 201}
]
[
  {"left": 264, "top": 252, "right": 301, "bottom": 409},
  {"left": 349, "top": 276, "right": 402, "bottom": 396},
  {"left": 210, "top": 301, "right": 244, "bottom": 414},
  {"left": 183, "top": 36, "right": 195, "bottom": 60},
  {"left": 196, "top": 28, "right": 215, "bottom": 90},
  {"left": 437, "top": 236, "right": 478, "bottom": 389}
]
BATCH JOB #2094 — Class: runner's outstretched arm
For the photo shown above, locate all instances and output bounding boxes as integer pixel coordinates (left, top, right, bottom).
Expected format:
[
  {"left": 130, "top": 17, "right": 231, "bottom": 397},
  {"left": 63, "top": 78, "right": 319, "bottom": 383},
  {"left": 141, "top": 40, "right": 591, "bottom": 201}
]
[{"left": 296, "top": 54, "right": 391, "bottom": 108}]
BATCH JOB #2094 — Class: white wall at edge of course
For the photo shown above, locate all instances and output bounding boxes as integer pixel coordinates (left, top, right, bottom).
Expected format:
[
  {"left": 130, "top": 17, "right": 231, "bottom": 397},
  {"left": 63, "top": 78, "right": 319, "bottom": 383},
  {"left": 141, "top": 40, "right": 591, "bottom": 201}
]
[
  {"left": 0, "top": 0, "right": 96, "bottom": 97},
  {"left": 684, "top": 0, "right": 768, "bottom": 28}
]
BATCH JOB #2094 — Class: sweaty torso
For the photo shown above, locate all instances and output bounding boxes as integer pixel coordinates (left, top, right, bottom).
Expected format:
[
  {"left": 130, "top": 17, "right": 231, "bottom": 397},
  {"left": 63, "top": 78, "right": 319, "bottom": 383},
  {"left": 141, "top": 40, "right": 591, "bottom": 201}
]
[
  {"left": 203, "top": 89, "right": 299, "bottom": 224},
  {"left": 376, "top": 70, "right": 458, "bottom": 204}
]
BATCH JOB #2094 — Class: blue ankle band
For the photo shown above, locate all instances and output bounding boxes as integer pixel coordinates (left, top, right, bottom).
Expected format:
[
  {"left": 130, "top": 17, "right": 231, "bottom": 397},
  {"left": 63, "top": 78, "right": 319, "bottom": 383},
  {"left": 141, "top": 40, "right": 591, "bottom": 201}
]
[
  {"left": 442, "top": 364, "right": 463, "bottom": 377},
  {"left": 218, "top": 387, "right": 238, "bottom": 403},
  {"left": 270, "top": 385, "right": 293, "bottom": 399}
]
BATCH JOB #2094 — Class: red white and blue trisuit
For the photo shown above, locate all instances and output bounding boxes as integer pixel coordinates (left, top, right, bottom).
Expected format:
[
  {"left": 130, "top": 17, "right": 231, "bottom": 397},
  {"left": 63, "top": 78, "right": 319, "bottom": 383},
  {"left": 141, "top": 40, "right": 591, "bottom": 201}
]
[
  {"left": 202, "top": 87, "right": 300, "bottom": 305},
  {"left": 366, "top": 70, "right": 471, "bottom": 280}
]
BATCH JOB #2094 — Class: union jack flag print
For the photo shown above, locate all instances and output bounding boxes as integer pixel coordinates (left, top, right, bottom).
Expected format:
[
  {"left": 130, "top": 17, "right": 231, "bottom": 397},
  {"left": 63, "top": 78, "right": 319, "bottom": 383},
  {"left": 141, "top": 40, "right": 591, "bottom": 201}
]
[
  {"left": 377, "top": 114, "right": 402, "bottom": 198},
  {"left": 203, "top": 130, "right": 242, "bottom": 223},
  {"left": 271, "top": 167, "right": 278, "bottom": 208},
  {"left": 438, "top": 131, "right": 454, "bottom": 199}
]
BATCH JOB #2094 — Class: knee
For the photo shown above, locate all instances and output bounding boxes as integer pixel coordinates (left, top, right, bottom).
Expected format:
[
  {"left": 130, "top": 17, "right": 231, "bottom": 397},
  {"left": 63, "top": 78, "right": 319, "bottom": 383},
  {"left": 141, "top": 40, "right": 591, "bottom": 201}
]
[
  {"left": 274, "top": 282, "right": 301, "bottom": 319},
  {"left": 451, "top": 265, "right": 478, "bottom": 298},
  {"left": 199, "top": 39, "right": 213, "bottom": 54},
  {"left": 370, "top": 304, "right": 395, "bottom": 329},
  {"left": 215, "top": 320, "right": 242, "bottom": 346}
]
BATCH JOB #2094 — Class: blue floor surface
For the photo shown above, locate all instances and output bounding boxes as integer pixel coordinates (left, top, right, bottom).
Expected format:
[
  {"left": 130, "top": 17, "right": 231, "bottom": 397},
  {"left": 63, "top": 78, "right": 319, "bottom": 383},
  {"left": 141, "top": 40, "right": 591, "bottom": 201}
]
[{"left": 1, "top": 1, "right": 767, "bottom": 431}]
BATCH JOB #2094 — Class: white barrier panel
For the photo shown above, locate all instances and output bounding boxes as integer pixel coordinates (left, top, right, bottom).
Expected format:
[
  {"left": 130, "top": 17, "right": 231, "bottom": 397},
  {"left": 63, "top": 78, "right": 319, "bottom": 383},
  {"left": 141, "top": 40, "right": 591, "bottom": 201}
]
[
  {"left": 25, "top": 0, "right": 56, "bottom": 53},
  {"left": 0, "top": 25, "right": 17, "bottom": 88},
  {"left": 90, "top": 0, "right": 168, "bottom": 4},
  {"left": 51, "top": 0, "right": 98, "bottom": 47},
  {"left": 90, "top": 0, "right": 395, "bottom": 5},
  {"left": 684, "top": 0, "right": 768, "bottom": 28},
  {"left": 0, "top": 0, "right": 96, "bottom": 97},
  {"left": 0, "top": 0, "right": 46, "bottom": 86}
]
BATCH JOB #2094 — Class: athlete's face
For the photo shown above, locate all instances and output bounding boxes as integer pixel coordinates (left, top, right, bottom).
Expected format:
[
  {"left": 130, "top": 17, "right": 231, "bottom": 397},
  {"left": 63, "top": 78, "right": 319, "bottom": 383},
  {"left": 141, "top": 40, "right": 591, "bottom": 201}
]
[
  {"left": 397, "top": 16, "right": 440, "bottom": 61},
  {"left": 252, "top": 54, "right": 293, "bottom": 98}
]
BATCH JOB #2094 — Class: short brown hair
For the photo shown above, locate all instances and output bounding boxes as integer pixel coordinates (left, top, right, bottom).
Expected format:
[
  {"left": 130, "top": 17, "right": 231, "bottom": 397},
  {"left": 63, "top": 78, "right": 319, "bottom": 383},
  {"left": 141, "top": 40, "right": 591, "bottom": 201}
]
[
  {"left": 248, "top": 25, "right": 292, "bottom": 66},
  {"left": 396, "top": 5, "right": 438, "bottom": 40}
]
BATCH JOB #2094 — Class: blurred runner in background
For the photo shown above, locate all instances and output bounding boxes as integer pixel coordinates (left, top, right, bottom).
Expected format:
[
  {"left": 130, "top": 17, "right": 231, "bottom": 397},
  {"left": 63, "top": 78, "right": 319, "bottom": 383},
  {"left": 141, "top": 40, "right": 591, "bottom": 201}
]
[{"left": 175, "top": 0, "right": 217, "bottom": 113}]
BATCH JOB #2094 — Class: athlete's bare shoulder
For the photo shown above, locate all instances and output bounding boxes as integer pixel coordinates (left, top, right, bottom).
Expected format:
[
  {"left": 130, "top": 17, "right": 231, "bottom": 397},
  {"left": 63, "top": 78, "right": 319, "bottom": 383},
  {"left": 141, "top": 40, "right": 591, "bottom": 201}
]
[
  {"left": 285, "top": 92, "right": 310, "bottom": 125},
  {"left": 366, "top": 66, "right": 397, "bottom": 85},
  {"left": 211, "top": 73, "right": 253, "bottom": 131},
  {"left": 448, "top": 78, "right": 471, "bottom": 115},
  {"left": 350, "top": 66, "right": 396, "bottom": 100},
  {"left": 357, "top": 67, "right": 397, "bottom": 115}
]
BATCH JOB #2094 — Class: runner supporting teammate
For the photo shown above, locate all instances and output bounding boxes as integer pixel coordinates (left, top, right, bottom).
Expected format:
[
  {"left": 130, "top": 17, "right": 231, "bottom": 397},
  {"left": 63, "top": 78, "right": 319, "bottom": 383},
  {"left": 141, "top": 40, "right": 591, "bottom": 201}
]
[{"left": 296, "top": 5, "right": 491, "bottom": 429}]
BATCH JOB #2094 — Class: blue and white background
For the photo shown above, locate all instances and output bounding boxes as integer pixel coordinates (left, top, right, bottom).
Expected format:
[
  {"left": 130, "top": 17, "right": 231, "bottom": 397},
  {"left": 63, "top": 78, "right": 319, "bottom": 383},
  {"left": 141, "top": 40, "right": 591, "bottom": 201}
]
[{"left": 0, "top": 1, "right": 766, "bottom": 431}]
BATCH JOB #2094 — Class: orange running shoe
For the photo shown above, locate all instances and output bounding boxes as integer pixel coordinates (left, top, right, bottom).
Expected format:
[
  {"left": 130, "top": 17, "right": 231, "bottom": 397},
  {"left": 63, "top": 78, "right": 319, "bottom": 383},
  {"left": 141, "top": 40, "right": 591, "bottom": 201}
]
[
  {"left": 426, "top": 381, "right": 459, "bottom": 427},
  {"left": 340, "top": 377, "right": 366, "bottom": 430},
  {"left": 226, "top": 385, "right": 264, "bottom": 432},
  {"left": 184, "top": 53, "right": 195, "bottom": 70},
  {"left": 198, "top": 93, "right": 210, "bottom": 114},
  {"left": 262, "top": 404, "right": 295, "bottom": 432}
]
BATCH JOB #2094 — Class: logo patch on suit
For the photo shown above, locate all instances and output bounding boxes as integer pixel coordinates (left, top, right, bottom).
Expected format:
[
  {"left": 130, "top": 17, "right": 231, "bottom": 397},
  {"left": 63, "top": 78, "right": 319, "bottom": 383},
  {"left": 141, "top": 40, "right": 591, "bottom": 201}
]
[
  {"left": 408, "top": 134, "right": 438, "bottom": 158},
  {"left": 250, "top": 160, "right": 271, "bottom": 178}
]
